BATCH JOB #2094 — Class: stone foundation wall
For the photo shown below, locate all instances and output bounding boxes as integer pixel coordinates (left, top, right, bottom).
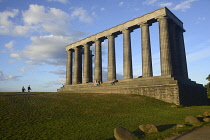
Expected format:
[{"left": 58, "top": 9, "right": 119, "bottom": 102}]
[{"left": 58, "top": 76, "right": 208, "bottom": 106}]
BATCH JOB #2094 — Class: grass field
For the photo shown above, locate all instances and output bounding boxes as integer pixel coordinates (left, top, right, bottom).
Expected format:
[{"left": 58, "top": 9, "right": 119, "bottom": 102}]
[{"left": 0, "top": 92, "right": 209, "bottom": 140}]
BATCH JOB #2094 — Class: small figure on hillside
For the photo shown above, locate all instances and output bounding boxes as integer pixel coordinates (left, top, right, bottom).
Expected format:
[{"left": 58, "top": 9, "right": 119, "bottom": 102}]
[
  {"left": 97, "top": 80, "right": 101, "bottom": 86},
  {"left": 22, "top": 86, "right": 25, "bottom": 92},
  {"left": 94, "top": 79, "right": 98, "bottom": 86},
  {"left": 28, "top": 85, "right": 31, "bottom": 92},
  {"left": 111, "top": 79, "right": 118, "bottom": 85}
]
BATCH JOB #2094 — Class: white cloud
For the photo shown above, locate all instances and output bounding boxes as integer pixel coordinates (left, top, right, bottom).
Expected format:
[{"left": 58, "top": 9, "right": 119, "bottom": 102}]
[
  {"left": 100, "top": 8, "right": 105, "bottom": 11},
  {"left": 10, "top": 53, "right": 22, "bottom": 60},
  {"left": 22, "top": 4, "right": 71, "bottom": 35},
  {"left": 118, "top": 2, "right": 124, "bottom": 6},
  {"left": 71, "top": 7, "right": 93, "bottom": 23},
  {"left": 4, "top": 41, "right": 15, "bottom": 51},
  {"left": 159, "top": 2, "right": 173, "bottom": 7},
  {"left": 23, "top": 35, "right": 72, "bottom": 60},
  {"left": 47, "top": 0, "right": 69, "bottom": 4},
  {"left": 5, "top": 75, "right": 20, "bottom": 80},
  {"left": 2, "top": 4, "right": 93, "bottom": 67},
  {"left": 196, "top": 17, "right": 206, "bottom": 24},
  {"left": 173, "top": 0, "right": 198, "bottom": 11},
  {"left": 0, "top": 9, "right": 20, "bottom": 36},
  {"left": 22, "top": 5, "right": 70, "bottom": 26},
  {"left": 18, "top": 66, "right": 34, "bottom": 72},
  {"left": 0, "top": 4, "right": 93, "bottom": 36},
  {"left": 49, "top": 70, "right": 66, "bottom": 75},
  {"left": 10, "top": 35, "right": 80, "bottom": 66},
  {"left": 143, "top": 0, "right": 157, "bottom": 5},
  {"left": 0, "top": 71, "right": 21, "bottom": 81},
  {"left": 0, "top": 9, "right": 19, "bottom": 26}
]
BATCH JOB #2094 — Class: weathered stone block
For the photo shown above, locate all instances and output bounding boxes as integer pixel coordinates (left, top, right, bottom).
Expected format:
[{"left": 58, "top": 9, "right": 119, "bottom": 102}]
[
  {"left": 139, "top": 124, "right": 158, "bottom": 134},
  {"left": 204, "top": 111, "right": 210, "bottom": 117},
  {"left": 176, "top": 124, "right": 186, "bottom": 128},
  {"left": 185, "top": 116, "right": 202, "bottom": 126},
  {"left": 203, "top": 118, "right": 210, "bottom": 122},
  {"left": 114, "top": 127, "right": 136, "bottom": 140}
]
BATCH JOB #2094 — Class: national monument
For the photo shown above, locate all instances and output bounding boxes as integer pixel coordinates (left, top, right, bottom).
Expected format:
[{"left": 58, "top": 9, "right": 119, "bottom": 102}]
[{"left": 58, "top": 7, "right": 208, "bottom": 106}]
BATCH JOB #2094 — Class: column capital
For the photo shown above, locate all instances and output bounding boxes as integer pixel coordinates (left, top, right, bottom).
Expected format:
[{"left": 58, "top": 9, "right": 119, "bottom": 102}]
[
  {"left": 157, "top": 16, "right": 168, "bottom": 22},
  {"left": 67, "top": 48, "right": 74, "bottom": 52},
  {"left": 82, "top": 42, "right": 91, "bottom": 46},
  {"left": 106, "top": 33, "right": 118, "bottom": 38},
  {"left": 82, "top": 43, "right": 92, "bottom": 48},
  {"left": 94, "top": 38, "right": 104, "bottom": 43},
  {"left": 74, "top": 46, "right": 82, "bottom": 50},
  {"left": 138, "top": 21, "right": 152, "bottom": 27},
  {"left": 121, "top": 28, "right": 133, "bottom": 33}
]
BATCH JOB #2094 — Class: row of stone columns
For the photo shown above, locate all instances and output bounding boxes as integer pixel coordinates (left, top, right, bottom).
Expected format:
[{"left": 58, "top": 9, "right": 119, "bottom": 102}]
[{"left": 66, "top": 16, "right": 188, "bottom": 85}]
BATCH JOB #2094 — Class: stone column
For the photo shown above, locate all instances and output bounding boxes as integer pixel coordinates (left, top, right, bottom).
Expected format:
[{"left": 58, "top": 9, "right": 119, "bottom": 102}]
[
  {"left": 169, "top": 21, "right": 179, "bottom": 77},
  {"left": 89, "top": 50, "right": 93, "bottom": 82},
  {"left": 83, "top": 43, "right": 90, "bottom": 83},
  {"left": 66, "top": 49, "right": 73, "bottom": 85},
  {"left": 94, "top": 39, "right": 102, "bottom": 82},
  {"left": 73, "top": 47, "right": 80, "bottom": 84},
  {"left": 140, "top": 23, "right": 153, "bottom": 77},
  {"left": 107, "top": 34, "right": 116, "bottom": 81},
  {"left": 176, "top": 27, "right": 188, "bottom": 79},
  {"left": 158, "top": 16, "right": 172, "bottom": 76},
  {"left": 78, "top": 48, "right": 83, "bottom": 84},
  {"left": 122, "top": 29, "right": 133, "bottom": 79}
]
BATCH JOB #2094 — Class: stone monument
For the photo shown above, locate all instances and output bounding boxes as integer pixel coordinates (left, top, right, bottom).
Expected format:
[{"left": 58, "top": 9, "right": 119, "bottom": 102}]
[{"left": 58, "top": 7, "right": 208, "bottom": 106}]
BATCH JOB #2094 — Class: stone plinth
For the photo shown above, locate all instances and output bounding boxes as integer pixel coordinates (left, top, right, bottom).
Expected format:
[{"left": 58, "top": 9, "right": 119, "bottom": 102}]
[{"left": 58, "top": 76, "right": 208, "bottom": 106}]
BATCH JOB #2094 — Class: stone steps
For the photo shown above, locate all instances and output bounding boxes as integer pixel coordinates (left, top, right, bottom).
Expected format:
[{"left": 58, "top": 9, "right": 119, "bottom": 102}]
[{"left": 58, "top": 76, "right": 179, "bottom": 93}]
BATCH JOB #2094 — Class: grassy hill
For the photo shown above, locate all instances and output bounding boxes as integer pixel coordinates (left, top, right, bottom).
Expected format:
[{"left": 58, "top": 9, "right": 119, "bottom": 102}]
[{"left": 0, "top": 92, "right": 209, "bottom": 140}]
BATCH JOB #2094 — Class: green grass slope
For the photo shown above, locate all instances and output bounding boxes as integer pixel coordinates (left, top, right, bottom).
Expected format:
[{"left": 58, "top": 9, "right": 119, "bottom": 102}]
[{"left": 0, "top": 92, "right": 209, "bottom": 140}]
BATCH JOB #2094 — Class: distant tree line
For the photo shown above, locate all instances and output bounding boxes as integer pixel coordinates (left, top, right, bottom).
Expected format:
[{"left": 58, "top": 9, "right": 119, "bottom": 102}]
[{"left": 205, "top": 74, "right": 210, "bottom": 96}]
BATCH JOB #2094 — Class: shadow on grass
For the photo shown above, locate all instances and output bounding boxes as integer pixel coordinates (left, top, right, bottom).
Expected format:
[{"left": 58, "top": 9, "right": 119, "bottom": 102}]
[
  {"left": 0, "top": 92, "right": 45, "bottom": 97},
  {"left": 208, "top": 98, "right": 210, "bottom": 105},
  {"left": 157, "top": 124, "right": 177, "bottom": 132},
  {"left": 105, "top": 129, "right": 145, "bottom": 140},
  {"left": 106, "top": 124, "right": 178, "bottom": 140},
  {"left": 133, "top": 129, "right": 145, "bottom": 139}
]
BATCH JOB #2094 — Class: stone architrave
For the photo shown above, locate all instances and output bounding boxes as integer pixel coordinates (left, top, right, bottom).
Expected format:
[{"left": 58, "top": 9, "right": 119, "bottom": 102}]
[
  {"left": 122, "top": 29, "right": 133, "bottom": 79},
  {"left": 140, "top": 23, "right": 153, "bottom": 77},
  {"left": 158, "top": 16, "right": 172, "bottom": 76},
  {"left": 66, "top": 49, "right": 73, "bottom": 85},
  {"left": 94, "top": 39, "right": 102, "bottom": 82},
  {"left": 107, "top": 34, "right": 116, "bottom": 81}
]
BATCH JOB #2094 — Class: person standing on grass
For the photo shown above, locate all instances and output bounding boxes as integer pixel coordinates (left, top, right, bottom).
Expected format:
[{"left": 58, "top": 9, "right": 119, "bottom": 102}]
[
  {"left": 28, "top": 85, "right": 31, "bottom": 92},
  {"left": 22, "top": 86, "right": 25, "bottom": 92}
]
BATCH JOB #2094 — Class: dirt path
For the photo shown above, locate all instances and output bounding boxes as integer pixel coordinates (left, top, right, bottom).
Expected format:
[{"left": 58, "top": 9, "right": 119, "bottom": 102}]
[{"left": 165, "top": 126, "right": 210, "bottom": 140}]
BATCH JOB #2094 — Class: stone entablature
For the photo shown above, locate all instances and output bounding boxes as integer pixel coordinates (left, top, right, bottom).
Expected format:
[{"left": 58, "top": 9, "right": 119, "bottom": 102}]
[{"left": 66, "top": 7, "right": 183, "bottom": 51}]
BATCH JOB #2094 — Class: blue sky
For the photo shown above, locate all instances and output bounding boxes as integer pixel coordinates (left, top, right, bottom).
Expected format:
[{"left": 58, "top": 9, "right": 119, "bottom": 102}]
[{"left": 0, "top": 0, "right": 210, "bottom": 92}]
